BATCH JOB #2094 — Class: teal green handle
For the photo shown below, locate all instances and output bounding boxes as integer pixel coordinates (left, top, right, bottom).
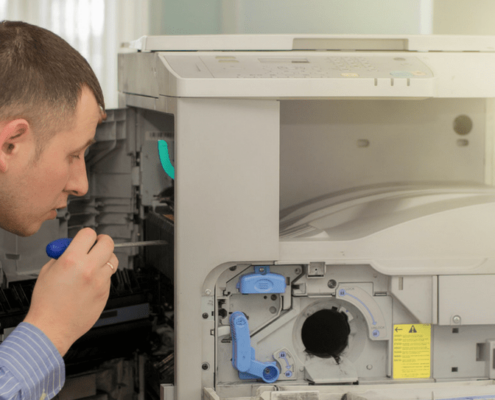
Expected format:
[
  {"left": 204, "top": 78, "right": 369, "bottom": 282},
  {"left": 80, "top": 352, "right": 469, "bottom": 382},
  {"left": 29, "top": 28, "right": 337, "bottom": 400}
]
[{"left": 158, "top": 140, "right": 175, "bottom": 180}]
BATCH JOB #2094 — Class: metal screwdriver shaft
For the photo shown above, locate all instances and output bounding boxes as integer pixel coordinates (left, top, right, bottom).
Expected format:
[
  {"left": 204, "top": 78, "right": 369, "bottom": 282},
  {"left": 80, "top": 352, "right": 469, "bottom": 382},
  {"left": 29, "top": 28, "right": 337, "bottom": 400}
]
[{"left": 114, "top": 240, "right": 168, "bottom": 248}]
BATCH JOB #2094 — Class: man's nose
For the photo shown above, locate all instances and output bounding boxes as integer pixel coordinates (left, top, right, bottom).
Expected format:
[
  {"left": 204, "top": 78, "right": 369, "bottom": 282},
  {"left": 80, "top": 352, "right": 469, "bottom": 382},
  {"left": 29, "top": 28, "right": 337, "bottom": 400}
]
[{"left": 65, "top": 159, "right": 89, "bottom": 196}]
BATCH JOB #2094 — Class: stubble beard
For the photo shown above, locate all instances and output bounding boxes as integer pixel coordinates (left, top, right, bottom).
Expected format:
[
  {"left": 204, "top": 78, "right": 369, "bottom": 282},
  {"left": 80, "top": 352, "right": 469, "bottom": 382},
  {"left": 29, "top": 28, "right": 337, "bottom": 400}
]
[{"left": 0, "top": 189, "right": 40, "bottom": 237}]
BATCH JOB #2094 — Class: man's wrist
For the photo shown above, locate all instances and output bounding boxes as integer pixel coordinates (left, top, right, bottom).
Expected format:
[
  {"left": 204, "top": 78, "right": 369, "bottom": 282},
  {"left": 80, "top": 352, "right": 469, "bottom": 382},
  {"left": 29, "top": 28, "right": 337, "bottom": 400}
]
[{"left": 23, "top": 315, "right": 71, "bottom": 357}]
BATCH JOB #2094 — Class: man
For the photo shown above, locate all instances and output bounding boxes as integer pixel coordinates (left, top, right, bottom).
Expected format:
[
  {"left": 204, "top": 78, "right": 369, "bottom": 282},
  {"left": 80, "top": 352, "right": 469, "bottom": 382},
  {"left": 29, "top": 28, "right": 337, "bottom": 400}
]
[{"left": 0, "top": 21, "right": 118, "bottom": 399}]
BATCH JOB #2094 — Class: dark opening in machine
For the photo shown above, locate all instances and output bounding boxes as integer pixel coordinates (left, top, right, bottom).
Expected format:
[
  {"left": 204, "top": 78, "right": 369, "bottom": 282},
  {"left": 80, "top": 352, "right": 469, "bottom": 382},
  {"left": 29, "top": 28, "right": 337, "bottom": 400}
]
[{"left": 301, "top": 308, "right": 350, "bottom": 362}]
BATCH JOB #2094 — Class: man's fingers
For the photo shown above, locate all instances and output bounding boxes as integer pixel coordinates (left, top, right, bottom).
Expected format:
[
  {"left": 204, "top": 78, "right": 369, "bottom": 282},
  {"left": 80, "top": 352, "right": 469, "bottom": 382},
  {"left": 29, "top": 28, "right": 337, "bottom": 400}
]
[
  {"left": 103, "top": 253, "right": 119, "bottom": 275},
  {"left": 65, "top": 228, "right": 98, "bottom": 257},
  {"left": 56, "top": 231, "right": 116, "bottom": 277},
  {"left": 87, "top": 234, "right": 114, "bottom": 264},
  {"left": 38, "top": 258, "right": 56, "bottom": 277}
]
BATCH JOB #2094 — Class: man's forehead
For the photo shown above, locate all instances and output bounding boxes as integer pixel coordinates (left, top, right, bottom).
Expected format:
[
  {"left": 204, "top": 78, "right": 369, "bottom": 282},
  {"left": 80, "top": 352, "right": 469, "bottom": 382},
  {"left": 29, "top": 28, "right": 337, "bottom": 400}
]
[{"left": 60, "top": 89, "right": 101, "bottom": 151}]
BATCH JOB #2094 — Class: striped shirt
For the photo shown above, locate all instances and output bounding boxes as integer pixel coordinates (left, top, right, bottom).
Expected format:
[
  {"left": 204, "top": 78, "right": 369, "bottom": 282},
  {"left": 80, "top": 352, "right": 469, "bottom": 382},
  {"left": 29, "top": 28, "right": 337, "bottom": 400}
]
[{"left": 0, "top": 323, "right": 65, "bottom": 400}]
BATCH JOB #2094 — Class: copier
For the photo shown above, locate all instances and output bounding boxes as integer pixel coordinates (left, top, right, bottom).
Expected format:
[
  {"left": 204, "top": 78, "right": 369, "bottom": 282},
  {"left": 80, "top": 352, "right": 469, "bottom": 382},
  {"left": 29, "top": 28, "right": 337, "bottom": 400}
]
[{"left": 5, "top": 34, "right": 495, "bottom": 400}]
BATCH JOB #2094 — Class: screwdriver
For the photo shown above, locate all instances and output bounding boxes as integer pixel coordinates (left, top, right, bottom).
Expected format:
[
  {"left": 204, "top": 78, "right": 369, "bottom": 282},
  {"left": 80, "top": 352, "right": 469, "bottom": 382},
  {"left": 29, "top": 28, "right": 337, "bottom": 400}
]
[{"left": 46, "top": 238, "right": 168, "bottom": 259}]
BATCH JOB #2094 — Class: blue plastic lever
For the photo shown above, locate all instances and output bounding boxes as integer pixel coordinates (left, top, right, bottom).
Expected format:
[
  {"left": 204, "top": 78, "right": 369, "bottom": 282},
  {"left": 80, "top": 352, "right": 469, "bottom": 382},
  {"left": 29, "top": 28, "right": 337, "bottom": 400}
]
[
  {"left": 46, "top": 238, "right": 73, "bottom": 259},
  {"left": 236, "top": 266, "right": 286, "bottom": 294},
  {"left": 230, "top": 311, "right": 280, "bottom": 383}
]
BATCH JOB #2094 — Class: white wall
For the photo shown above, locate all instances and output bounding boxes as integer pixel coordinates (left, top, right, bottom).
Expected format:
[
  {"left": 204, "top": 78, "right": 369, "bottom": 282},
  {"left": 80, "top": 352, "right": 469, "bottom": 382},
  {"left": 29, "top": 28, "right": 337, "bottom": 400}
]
[
  {"left": 148, "top": 0, "right": 433, "bottom": 36},
  {"left": 149, "top": 0, "right": 223, "bottom": 35},
  {"left": 222, "top": 0, "right": 433, "bottom": 35}
]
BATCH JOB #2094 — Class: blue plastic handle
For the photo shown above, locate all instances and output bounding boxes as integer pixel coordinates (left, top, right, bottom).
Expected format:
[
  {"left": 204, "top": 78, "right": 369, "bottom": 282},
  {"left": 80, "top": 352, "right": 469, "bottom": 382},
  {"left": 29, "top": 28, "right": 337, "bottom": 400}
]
[
  {"left": 230, "top": 311, "right": 280, "bottom": 383},
  {"left": 236, "top": 266, "right": 286, "bottom": 294},
  {"left": 46, "top": 238, "right": 73, "bottom": 259},
  {"left": 230, "top": 311, "right": 252, "bottom": 372}
]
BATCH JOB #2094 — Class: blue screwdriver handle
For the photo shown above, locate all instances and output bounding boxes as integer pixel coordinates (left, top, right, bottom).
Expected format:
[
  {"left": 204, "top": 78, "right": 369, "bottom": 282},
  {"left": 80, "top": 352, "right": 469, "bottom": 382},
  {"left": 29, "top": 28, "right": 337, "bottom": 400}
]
[{"left": 46, "top": 238, "right": 73, "bottom": 259}]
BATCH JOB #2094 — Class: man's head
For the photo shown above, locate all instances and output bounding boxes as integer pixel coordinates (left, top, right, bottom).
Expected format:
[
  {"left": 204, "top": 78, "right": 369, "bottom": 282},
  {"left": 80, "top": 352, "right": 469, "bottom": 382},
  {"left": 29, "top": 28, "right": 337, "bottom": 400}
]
[
  {"left": 0, "top": 21, "right": 105, "bottom": 236},
  {"left": 0, "top": 21, "right": 105, "bottom": 156}
]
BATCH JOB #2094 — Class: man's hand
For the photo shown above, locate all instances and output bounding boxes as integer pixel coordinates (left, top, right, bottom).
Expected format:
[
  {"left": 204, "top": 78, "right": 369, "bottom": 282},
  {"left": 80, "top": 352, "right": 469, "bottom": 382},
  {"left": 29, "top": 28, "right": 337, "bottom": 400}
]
[{"left": 24, "top": 228, "right": 119, "bottom": 356}]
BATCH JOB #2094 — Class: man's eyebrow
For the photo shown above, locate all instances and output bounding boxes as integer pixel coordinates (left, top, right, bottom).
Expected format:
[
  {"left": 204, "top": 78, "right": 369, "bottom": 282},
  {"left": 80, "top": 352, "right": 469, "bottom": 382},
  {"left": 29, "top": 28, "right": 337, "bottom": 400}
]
[{"left": 74, "top": 138, "right": 96, "bottom": 153}]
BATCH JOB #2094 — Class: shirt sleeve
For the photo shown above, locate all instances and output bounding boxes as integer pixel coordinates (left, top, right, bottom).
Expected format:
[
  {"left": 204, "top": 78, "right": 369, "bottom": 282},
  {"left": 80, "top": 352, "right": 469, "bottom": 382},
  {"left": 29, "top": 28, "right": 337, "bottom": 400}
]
[{"left": 0, "top": 322, "right": 65, "bottom": 400}]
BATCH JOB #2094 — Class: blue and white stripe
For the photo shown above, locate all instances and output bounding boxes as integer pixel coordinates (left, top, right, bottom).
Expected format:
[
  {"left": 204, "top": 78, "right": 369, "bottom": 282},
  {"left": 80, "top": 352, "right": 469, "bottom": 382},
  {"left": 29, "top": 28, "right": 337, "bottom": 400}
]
[{"left": 0, "top": 323, "right": 65, "bottom": 399}]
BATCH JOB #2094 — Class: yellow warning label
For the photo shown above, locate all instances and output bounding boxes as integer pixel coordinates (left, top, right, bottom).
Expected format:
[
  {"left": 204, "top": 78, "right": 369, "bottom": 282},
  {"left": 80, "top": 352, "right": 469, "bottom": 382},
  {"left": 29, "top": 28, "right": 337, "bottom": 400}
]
[{"left": 393, "top": 324, "right": 431, "bottom": 379}]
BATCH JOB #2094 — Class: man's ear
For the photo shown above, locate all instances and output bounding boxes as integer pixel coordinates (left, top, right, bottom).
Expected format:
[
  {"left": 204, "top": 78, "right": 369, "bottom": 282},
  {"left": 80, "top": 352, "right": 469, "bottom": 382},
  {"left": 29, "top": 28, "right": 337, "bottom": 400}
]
[{"left": 0, "top": 119, "right": 30, "bottom": 173}]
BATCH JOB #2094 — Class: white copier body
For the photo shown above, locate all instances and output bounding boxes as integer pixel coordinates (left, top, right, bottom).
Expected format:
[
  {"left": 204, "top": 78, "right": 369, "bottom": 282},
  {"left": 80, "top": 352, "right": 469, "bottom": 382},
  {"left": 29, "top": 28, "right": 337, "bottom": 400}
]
[{"left": 119, "top": 35, "right": 495, "bottom": 400}]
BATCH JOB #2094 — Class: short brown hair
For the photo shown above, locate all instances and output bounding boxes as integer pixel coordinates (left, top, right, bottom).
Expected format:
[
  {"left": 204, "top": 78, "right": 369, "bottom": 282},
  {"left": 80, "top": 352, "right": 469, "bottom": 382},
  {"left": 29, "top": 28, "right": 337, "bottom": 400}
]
[{"left": 0, "top": 21, "right": 105, "bottom": 155}]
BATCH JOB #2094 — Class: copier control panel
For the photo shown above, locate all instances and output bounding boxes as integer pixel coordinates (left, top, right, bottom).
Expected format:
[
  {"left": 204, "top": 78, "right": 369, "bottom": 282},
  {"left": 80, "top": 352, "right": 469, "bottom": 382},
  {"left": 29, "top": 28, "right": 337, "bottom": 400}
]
[{"left": 163, "top": 54, "right": 433, "bottom": 80}]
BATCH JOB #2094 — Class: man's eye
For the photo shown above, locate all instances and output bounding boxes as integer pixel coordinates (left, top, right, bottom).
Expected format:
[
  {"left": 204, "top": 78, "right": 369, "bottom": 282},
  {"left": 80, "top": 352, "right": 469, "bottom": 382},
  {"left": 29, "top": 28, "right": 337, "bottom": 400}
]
[{"left": 71, "top": 154, "right": 81, "bottom": 160}]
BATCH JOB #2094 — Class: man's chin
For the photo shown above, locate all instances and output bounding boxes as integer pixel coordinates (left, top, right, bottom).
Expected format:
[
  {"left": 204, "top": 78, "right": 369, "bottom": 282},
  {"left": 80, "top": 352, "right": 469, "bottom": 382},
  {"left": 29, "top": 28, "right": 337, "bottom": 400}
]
[
  {"left": 10, "top": 219, "right": 45, "bottom": 237},
  {"left": 0, "top": 214, "right": 51, "bottom": 237},
  {"left": 14, "top": 224, "right": 42, "bottom": 237}
]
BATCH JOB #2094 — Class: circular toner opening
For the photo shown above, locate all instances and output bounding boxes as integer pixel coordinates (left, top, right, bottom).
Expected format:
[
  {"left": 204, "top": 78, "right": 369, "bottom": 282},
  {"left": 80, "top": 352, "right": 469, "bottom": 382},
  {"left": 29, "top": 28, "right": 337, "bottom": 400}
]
[{"left": 301, "top": 308, "right": 351, "bottom": 361}]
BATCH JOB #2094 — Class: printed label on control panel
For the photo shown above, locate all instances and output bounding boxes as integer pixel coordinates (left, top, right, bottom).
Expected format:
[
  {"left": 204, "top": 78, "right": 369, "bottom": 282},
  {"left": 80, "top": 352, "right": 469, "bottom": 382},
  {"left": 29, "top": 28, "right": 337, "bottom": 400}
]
[{"left": 393, "top": 324, "right": 431, "bottom": 379}]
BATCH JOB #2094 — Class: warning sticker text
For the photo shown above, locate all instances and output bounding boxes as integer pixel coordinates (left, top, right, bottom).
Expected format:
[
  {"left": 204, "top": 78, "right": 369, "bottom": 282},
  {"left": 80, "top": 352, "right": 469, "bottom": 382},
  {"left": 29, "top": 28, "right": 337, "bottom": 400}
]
[{"left": 393, "top": 323, "right": 431, "bottom": 379}]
